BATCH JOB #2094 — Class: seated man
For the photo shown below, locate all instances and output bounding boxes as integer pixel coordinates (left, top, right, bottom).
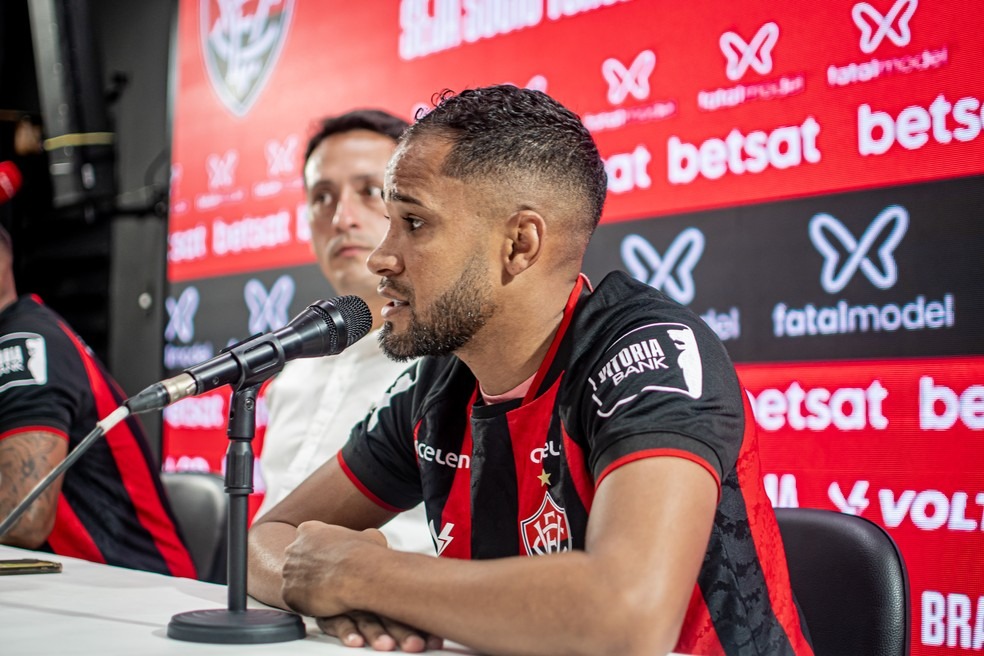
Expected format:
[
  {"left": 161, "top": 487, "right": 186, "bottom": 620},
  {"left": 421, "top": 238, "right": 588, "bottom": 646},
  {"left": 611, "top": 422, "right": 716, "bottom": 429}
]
[
  {"left": 248, "top": 86, "right": 812, "bottom": 655},
  {"left": 257, "top": 109, "right": 431, "bottom": 554},
  {"left": 0, "top": 225, "right": 195, "bottom": 578}
]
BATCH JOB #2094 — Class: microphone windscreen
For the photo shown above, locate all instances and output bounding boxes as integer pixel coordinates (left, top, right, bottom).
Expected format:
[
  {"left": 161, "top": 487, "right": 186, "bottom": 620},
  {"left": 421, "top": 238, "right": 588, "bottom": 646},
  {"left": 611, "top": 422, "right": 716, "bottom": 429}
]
[
  {"left": 332, "top": 295, "right": 373, "bottom": 346},
  {"left": 0, "top": 161, "right": 23, "bottom": 204}
]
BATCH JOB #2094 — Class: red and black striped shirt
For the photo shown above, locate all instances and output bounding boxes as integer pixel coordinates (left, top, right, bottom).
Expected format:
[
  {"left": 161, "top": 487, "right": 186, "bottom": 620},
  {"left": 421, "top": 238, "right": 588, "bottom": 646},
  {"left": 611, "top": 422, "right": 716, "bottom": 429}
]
[
  {"left": 0, "top": 295, "right": 196, "bottom": 578},
  {"left": 340, "top": 272, "right": 813, "bottom": 655}
]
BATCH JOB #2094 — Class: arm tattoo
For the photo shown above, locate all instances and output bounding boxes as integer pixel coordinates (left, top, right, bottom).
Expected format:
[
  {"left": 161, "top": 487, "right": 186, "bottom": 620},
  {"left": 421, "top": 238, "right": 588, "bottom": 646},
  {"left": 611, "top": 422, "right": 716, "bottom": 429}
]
[{"left": 0, "top": 431, "right": 68, "bottom": 547}]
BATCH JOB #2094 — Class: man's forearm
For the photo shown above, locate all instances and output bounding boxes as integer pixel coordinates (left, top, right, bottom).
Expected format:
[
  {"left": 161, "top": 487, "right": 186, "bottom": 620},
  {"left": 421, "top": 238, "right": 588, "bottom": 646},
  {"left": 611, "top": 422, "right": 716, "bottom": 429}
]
[
  {"left": 247, "top": 521, "right": 300, "bottom": 609},
  {"left": 0, "top": 431, "right": 66, "bottom": 548},
  {"left": 324, "top": 545, "right": 682, "bottom": 656}
]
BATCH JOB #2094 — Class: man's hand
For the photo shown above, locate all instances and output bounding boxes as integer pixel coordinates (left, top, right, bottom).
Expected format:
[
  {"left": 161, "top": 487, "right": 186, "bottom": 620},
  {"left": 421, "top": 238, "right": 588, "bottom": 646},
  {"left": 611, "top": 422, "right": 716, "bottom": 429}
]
[
  {"left": 281, "top": 522, "right": 441, "bottom": 651},
  {"left": 316, "top": 611, "right": 443, "bottom": 652},
  {"left": 281, "top": 521, "right": 384, "bottom": 617}
]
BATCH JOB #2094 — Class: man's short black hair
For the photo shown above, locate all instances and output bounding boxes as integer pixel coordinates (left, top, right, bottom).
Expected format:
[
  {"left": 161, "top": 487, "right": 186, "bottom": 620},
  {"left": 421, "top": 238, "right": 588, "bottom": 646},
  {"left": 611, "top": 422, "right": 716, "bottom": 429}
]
[
  {"left": 405, "top": 85, "right": 608, "bottom": 233},
  {"left": 303, "top": 109, "right": 409, "bottom": 172}
]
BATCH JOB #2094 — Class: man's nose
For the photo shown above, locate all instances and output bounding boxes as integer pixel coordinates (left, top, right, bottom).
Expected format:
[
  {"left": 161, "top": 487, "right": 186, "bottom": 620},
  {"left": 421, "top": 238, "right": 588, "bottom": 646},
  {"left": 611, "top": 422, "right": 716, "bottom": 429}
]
[
  {"left": 368, "top": 229, "right": 401, "bottom": 277},
  {"left": 331, "top": 186, "right": 360, "bottom": 231}
]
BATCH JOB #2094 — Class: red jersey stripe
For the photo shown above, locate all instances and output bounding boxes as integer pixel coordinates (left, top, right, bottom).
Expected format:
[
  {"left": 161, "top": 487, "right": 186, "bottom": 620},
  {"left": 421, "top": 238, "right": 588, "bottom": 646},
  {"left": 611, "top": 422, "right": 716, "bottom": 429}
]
[
  {"left": 0, "top": 425, "right": 69, "bottom": 442},
  {"left": 439, "top": 389, "right": 476, "bottom": 559},
  {"left": 675, "top": 584, "right": 726, "bottom": 656},
  {"left": 596, "top": 447, "right": 722, "bottom": 493},
  {"left": 46, "top": 496, "right": 104, "bottom": 564},
  {"left": 733, "top": 392, "right": 814, "bottom": 655},
  {"left": 58, "top": 319, "right": 197, "bottom": 579},
  {"left": 337, "top": 451, "right": 405, "bottom": 513},
  {"left": 561, "top": 426, "right": 594, "bottom": 512}
]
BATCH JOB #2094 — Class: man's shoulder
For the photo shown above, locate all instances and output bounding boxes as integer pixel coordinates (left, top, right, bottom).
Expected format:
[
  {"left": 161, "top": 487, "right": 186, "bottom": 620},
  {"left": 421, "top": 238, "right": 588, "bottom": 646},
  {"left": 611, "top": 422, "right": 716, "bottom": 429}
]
[{"left": 574, "top": 271, "right": 719, "bottom": 353}]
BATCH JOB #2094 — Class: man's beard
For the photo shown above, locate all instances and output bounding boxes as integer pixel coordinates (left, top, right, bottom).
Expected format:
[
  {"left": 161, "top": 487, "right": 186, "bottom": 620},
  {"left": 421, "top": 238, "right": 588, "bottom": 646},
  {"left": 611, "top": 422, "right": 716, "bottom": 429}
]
[{"left": 379, "top": 259, "right": 497, "bottom": 361}]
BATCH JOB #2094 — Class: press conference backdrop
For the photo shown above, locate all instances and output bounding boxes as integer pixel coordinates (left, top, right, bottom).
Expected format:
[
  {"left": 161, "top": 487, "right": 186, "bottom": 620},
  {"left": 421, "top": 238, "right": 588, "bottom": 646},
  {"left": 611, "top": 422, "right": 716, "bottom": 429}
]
[{"left": 164, "top": 2, "right": 984, "bottom": 653}]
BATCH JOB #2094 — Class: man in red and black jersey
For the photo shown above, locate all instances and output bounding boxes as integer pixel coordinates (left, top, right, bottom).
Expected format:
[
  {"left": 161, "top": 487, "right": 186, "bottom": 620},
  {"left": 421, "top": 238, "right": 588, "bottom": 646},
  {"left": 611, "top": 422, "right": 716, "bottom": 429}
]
[
  {"left": 0, "top": 226, "right": 195, "bottom": 578},
  {"left": 249, "top": 86, "right": 813, "bottom": 656}
]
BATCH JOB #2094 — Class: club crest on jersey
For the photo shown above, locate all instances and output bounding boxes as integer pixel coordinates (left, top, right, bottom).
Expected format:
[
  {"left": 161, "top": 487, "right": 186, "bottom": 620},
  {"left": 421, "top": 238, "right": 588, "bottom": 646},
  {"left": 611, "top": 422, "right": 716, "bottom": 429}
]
[
  {"left": 589, "top": 322, "right": 704, "bottom": 418},
  {"left": 200, "top": 0, "right": 294, "bottom": 116},
  {"left": 520, "top": 491, "right": 572, "bottom": 556},
  {"left": 0, "top": 333, "right": 47, "bottom": 394}
]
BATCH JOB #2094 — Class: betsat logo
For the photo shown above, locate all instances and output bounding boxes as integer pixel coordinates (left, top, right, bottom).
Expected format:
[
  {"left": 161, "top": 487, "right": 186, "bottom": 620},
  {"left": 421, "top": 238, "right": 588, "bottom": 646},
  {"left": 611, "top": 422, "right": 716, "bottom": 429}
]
[
  {"left": 621, "top": 231, "right": 740, "bottom": 342},
  {"left": 163, "top": 286, "right": 215, "bottom": 371},
  {"left": 698, "top": 21, "right": 806, "bottom": 112},
  {"left": 773, "top": 205, "right": 956, "bottom": 339},
  {"left": 747, "top": 380, "right": 889, "bottom": 432},
  {"left": 828, "top": 0, "right": 949, "bottom": 87},
  {"left": 858, "top": 93, "right": 984, "bottom": 156},
  {"left": 668, "top": 116, "right": 821, "bottom": 184},
  {"left": 922, "top": 590, "right": 984, "bottom": 650},
  {"left": 920, "top": 377, "right": 984, "bottom": 431}
]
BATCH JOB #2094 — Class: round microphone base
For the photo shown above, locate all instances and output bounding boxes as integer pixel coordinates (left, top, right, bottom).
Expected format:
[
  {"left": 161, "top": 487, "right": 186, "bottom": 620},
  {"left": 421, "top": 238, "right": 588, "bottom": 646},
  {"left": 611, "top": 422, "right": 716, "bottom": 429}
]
[{"left": 167, "top": 608, "right": 306, "bottom": 643}]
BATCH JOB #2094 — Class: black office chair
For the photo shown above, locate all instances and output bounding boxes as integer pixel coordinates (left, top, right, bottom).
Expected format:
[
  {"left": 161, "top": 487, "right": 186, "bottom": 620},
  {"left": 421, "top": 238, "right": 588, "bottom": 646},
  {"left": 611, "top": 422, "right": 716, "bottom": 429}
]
[
  {"left": 161, "top": 471, "right": 228, "bottom": 584},
  {"left": 775, "top": 508, "right": 910, "bottom": 656}
]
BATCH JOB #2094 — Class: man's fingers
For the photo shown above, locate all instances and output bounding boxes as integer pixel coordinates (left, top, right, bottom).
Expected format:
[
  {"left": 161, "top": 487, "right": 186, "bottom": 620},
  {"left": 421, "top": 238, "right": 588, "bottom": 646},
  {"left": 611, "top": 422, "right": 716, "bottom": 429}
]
[
  {"left": 379, "top": 615, "right": 432, "bottom": 653},
  {"left": 316, "top": 615, "right": 366, "bottom": 648},
  {"left": 352, "top": 611, "right": 398, "bottom": 651}
]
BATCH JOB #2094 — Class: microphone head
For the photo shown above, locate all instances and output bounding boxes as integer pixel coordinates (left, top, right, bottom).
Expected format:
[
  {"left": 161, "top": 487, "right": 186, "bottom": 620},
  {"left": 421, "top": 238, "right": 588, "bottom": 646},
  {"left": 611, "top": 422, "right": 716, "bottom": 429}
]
[
  {"left": 309, "top": 295, "right": 373, "bottom": 353},
  {"left": 330, "top": 295, "right": 373, "bottom": 348},
  {"left": 0, "top": 161, "right": 23, "bottom": 205}
]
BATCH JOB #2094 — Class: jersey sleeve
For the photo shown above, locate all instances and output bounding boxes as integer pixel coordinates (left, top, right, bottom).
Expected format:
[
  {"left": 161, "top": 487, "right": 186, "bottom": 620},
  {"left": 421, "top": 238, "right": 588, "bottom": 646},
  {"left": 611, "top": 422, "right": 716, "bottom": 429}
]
[
  {"left": 574, "top": 316, "right": 745, "bottom": 490},
  {"left": 0, "top": 325, "right": 82, "bottom": 440},
  {"left": 338, "top": 361, "right": 424, "bottom": 511}
]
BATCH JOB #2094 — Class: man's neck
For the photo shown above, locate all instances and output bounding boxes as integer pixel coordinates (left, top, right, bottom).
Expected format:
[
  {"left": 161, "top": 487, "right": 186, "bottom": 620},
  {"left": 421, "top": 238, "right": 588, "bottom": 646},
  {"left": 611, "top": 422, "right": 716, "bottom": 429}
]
[{"left": 456, "top": 275, "right": 578, "bottom": 397}]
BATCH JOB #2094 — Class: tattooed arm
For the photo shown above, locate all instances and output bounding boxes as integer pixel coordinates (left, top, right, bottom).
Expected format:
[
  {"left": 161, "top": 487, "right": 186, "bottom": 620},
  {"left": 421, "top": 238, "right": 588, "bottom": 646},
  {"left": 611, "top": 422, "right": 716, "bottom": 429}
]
[{"left": 0, "top": 431, "right": 68, "bottom": 548}]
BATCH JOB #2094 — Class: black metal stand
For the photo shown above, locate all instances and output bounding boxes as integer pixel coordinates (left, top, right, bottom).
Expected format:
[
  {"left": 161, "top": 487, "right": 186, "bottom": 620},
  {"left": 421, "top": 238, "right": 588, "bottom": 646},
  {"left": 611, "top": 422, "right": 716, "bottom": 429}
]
[{"left": 168, "top": 384, "right": 305, "bottom": 643}]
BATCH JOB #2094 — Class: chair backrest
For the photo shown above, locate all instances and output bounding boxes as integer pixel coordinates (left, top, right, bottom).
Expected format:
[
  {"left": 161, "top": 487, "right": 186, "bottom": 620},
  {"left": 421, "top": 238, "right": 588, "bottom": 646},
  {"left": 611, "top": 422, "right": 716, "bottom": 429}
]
[
  {"left": 775, "top": 508, "right": 910, "bottom": 656},
  {"left": 160, "top": 471, "right": 228, "bottom": 584}
]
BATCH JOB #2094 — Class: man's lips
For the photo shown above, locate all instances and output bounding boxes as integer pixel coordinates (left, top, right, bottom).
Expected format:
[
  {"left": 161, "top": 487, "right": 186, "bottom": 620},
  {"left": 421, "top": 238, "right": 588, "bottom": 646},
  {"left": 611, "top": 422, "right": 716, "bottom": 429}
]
[
  {"left": 378, "top": 282, "right": 412, "bottom": 319},
  {"left": 330, "top": 244, "right": 371, "bottom": 258}
]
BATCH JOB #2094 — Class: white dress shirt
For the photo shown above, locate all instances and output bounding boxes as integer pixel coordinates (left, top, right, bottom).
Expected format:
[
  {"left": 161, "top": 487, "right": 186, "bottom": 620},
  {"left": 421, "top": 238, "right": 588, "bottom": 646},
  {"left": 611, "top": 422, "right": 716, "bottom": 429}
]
[{"left": 256, "top": 329, "right": 433, "bottom": 554}]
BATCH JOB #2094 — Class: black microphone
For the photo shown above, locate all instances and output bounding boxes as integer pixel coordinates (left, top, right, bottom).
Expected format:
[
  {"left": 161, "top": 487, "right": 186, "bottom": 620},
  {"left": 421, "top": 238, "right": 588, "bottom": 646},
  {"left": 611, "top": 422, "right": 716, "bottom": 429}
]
[{"left": 126, "top": 296, "right": 372, "bottom": 414}]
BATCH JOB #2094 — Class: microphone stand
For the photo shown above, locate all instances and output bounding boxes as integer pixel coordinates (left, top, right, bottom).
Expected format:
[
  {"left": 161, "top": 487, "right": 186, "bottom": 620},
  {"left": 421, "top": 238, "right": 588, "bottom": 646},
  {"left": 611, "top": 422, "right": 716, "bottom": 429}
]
[{"left": 167, "top": 383, "right": 305, "bottom": 643}]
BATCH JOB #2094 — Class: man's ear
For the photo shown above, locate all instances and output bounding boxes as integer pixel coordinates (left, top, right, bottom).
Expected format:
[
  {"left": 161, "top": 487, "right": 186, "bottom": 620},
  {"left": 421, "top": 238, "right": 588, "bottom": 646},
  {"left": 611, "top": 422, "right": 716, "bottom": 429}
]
[{"left": 503, "top": 210, "right": 545, "bottom": 276}]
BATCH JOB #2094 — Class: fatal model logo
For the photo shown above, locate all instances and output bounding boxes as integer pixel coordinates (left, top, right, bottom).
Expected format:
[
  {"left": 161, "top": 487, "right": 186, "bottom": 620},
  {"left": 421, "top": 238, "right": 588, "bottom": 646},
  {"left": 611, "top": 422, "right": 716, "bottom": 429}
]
[
  {"left": 520, "top": 491, "right": 572, "bottom": 556},
  {"left": 205, "top": 150, "right": 238, "bottom": 190},
  {"left": 244, "top": 275, "right": 295, "bottom": 334},
  {"left": 774, "top": 203, "right": 954, "bottom": 338},
  {"left": 621, "top": 230, "right": 704, "bottom": 305},
  {"left": 265, "top": 135, "right": 298, "bottom": 177},
  {"left": 720, "top": 22, "right": 779, "bottom": 80},
  {"left": 852, "top": 0, "right": 917, "bottom": 54},
  {"left": 602, "top": 50, "right": 656, "bottom": 105},
  {"left": 809, "top": 205, "right": 908, "bottom": 293},
  {"left": 164, "top": 286, "right": 215, "bottom": 371},
  {"left": 164, "top": 287, "right": 201, "bottom": 343},
  {"left": 201, "top": 0, "right": 294, "bottom": 116}
]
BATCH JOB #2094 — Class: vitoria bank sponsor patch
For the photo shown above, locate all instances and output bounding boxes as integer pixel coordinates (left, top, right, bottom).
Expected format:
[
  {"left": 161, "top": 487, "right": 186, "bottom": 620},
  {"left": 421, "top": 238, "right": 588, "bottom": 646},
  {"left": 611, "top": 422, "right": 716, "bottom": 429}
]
[{"left": 589, "top": 322, "right": 703, "bottom": 418}]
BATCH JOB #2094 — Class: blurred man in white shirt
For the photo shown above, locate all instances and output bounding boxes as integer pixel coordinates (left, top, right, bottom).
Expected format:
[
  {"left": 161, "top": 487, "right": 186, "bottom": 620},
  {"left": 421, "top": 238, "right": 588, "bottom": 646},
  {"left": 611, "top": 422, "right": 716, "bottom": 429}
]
[{"left": 257, "top": 110, "right": 431, "bottom": 554}]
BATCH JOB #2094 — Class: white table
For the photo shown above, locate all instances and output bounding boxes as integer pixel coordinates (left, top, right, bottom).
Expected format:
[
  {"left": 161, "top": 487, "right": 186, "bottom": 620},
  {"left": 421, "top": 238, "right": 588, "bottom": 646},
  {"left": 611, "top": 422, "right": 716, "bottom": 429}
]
[{"left": 0, "top": 545, "right": 471, "bottom": 655}]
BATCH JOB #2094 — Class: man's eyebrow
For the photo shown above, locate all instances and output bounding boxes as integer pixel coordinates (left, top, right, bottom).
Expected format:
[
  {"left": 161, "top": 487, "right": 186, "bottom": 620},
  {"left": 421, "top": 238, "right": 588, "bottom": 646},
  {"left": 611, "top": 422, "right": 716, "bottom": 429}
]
[{"left": 385, "top": 189, "right": 424, "bottom": 206}]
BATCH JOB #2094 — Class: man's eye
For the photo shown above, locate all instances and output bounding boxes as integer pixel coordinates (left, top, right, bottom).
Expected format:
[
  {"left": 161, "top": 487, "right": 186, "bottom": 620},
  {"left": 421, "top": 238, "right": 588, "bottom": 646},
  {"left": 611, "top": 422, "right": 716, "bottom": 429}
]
[
  {"left": 404, "top": 216, "right": 424, "bottom": 231},
  {"left": 365, "top": 185, "right": 384, "bottom": 200}
]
